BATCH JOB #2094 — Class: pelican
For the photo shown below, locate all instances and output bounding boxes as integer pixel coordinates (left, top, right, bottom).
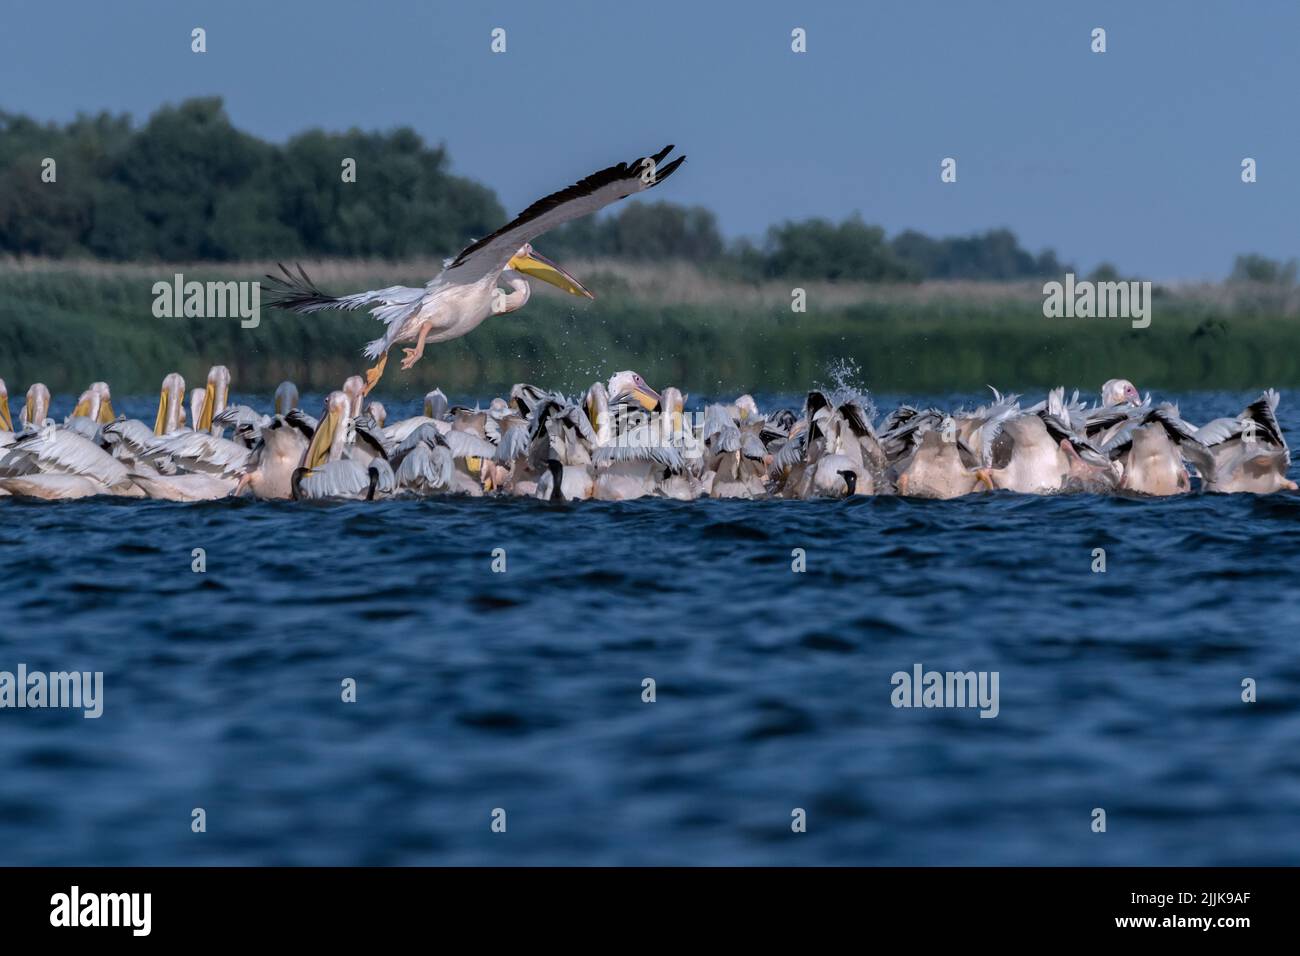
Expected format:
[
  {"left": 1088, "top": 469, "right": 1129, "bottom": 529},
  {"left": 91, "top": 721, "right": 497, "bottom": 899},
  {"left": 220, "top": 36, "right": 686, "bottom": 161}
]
[
  {"left": 391, "top": 424, "right": 455, "bottom": 496},
  {"left": 292, "top": 391, "right": 394, "bottom": 500},
  {"left": 592, "top": 385, "right": 688, "bottom": 500},
  {"left": 606, "top": 370, "right": 662, "bottom": 412},
  {"left": 147, "top": 373, "right": 187, "bottom": 435},
  {"left": 0, "top": 425, "right": 136, "bottom": 499},
  {"left": 1100, "top": 378, "right": 1141, "bottom": 407},
  {"left": 1194, "top": 390, "right": 1296, "bottom": 493},
  {"left": 0, "top": 378, "right": 11, "bottom": 433},
  {"left": 274, "top": 381, "right": 299, "bottom": 416},
  {"left": 195, "top": 365, "right": 231, "bottom": 434},
  {"left": 22, "top": 383, "right": 52, "bottom": 429},
  {"left": 235, "top": 411, "right": 314, "bottom": 500},
  {"left": 894, "top": 428, "right": 988, "bottom": 498},
  {"left": 68, "top": 381, "right": 116, "bottom": 425},
  {"left": 342, "top": 375, "right": 366, "bottom": 418},
  {"left": 264, "top": 145, "right": 685, "bottom": 392},
  {"left": 1102, "top": 405, "right": 1207, "bottom": 496},
  {"left": 188, "top": 388, "right": 206, "bottom": 431},
  {"left": 424, "top": 389, "right": 449, "bottom": 420}
]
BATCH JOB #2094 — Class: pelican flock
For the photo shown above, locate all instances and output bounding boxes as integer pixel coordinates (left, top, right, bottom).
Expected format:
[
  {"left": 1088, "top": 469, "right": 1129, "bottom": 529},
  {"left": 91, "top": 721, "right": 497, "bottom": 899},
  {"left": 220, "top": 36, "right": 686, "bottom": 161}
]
[
  {"left": 0, "top": 371, "right": 1294, "bottom": 502},
  {"left": 2, "top": 146, "right": 1294, "bottom": 503}
]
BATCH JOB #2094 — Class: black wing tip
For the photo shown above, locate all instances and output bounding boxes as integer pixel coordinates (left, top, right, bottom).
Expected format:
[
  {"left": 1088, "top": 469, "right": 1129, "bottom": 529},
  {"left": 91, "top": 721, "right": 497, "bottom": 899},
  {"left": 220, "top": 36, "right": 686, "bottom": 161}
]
[
  {"left": 262, "top": 262, "right": 338, "bottom": 311},
  {"left": 651, "top": 154, "right": 686, "bottom": 186}
]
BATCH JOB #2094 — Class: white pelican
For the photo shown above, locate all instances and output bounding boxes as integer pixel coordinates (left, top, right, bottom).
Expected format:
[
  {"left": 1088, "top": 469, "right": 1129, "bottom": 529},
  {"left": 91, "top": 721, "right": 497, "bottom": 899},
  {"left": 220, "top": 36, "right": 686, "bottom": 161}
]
[
  {"left": 391, "top": 424, "right": 455, "bottom": 495},
  {"left": 70, "top": 381, "right": 116, "bottom": 424},
  {"left": 894, "top": 428, "right": 988, "bottom": 499},
  {"left": 293, "top": 391, "right": 395, "bottom": 500},
  {"left": 22, "top": 383, "right": 52, "bottom": 429},
  {"left": 1102, "top": 405, "right": 1206, "bottom": 496},
  {"left": 274, "top": 381, "right": 299, "bottom": 416},
  {"left": 195, "top": 365, "right": 231, "bottom": 434},
  {"left": 188, "top": 388, "right": 206, "bottom": 431},
  {"left": 0, "top": 426, "right": 136, "bottom": 499},
  {"left": 1194, "top": 390, "right": 1296, "bottom": 493},
  {"left": 0, "top": 378, "right": 11, "bottom": 433},
  {"left": 1100, "top": 378, "right": 1141, "bottom": 407},
  {"left": 235, "top": 411, "right": 314, "bottom": 500},
  {"left": 605, "top": 370, "right": 662, "bottom": 412},
  {"left": 592, "top": 385, "right": 690, "bottom": 501},
  {"left": 342, "top": 375, "right": 366, "bottom": 418},
  {"left": 148, "top": 373, "right": 187, "bottom": 435},
  {"left": 538, "top": 457, "right": 594, "bottom": 502},
  {"left": 423, "top": 389, "right": 449, "bottom": 420},
  {"left": 67, "top": 383, "right": 114, "bottom": 426},
  {"left": 264, "top": 145, "right": 685, "bottom": 392}
]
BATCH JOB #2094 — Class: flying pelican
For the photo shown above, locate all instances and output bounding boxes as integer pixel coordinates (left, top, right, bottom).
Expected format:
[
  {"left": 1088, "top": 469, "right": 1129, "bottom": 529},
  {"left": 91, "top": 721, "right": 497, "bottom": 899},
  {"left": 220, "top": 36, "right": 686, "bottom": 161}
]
[{"left": 264, "top": 145, "right": 685, "bottom": 392}]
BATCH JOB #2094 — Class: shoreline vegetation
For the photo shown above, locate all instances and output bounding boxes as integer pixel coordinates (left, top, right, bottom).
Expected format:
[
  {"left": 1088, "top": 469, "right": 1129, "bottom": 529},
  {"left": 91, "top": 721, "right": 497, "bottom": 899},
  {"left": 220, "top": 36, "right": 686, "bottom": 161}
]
[
  {"left": 3, "top": 257, "right": 1299, "bottom": 395},
  {"left": 4, "top": 98, "right": 1299, "bottom": 395}
]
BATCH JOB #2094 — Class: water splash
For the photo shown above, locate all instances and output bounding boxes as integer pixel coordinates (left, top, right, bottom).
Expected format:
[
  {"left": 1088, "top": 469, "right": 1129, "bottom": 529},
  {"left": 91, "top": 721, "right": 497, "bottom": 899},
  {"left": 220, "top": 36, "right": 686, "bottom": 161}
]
[{"left": 814, "top": 357, "right": 876, "bottom": 419}]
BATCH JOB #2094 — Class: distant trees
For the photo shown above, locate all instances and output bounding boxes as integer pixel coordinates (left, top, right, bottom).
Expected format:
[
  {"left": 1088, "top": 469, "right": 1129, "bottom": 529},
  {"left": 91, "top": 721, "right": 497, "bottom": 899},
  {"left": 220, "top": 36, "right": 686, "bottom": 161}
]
[
  {"left": 0, "top": 97, "right": 1068, "bottom": 280},
  {"left": 548, "top": 206, "right": 1066, "bottom": 283},
  {"left": 544, "top": 201, "right": 726, "bottom": 262},
  {"left": 890, "top": 227, "right": 1065, "bottom": 281},
  {"left": 1230, "top": 254, "right": 1297, "bottom": 286},
  {"left": 0, "top": 98, "right": 503, "bottom": 261}
]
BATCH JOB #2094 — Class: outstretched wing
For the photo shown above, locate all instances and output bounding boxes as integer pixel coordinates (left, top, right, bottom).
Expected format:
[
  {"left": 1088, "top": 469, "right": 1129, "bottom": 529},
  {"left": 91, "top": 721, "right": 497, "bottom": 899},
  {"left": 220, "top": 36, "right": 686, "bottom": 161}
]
[
  {"left": 262, "top": 263, "right": 426, "bottom": 325},
  {"left": 441, "top": 145, "right": 686, "bottom": 285}
]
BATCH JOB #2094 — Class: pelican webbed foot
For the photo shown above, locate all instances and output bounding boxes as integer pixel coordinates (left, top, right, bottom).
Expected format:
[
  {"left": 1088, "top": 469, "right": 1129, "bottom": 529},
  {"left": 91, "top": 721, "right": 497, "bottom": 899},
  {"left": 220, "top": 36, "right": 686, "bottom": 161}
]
[
  {"left": 362, "top": 352, "right": 389, "bottom": 396},
  {"left": 400, "top": 345, "right": 424, "bottom": 371}
]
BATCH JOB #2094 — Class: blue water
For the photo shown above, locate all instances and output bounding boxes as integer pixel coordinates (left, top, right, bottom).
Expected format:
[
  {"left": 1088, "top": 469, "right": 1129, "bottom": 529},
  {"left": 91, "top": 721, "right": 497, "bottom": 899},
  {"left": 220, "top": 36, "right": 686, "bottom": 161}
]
[{"left": 2, "top": 390, "right": 1298, "bottom": 865}]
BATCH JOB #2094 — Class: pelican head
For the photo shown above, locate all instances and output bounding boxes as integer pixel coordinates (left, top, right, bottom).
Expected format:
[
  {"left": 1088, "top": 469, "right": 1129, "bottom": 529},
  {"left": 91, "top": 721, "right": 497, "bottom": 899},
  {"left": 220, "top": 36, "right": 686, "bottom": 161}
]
[
  {"left": 302, "top": 391, "right": 351, "bottom": 471},
  {"left": 423, "top": 389, "right": 449, "bottom": 420},
  {"left": 154, "top": 373, "right": 187, "bottom": 435},
  {"left": 72, "top": 382, "right": 115, "bottom": 424},
  {"left": 506, "top": 243, "right": 595, "bottom": 300},
  {"left": 91, "top": 382, "right": 115, "bottom": 423},
  {"left": 342, "top": 376, "right": 366, "bottom": 418},
  {"left": 364, "top": 401, "right": 387, "bottom": 428},
  {"left": 734, "top": 394, "right": 759, "bottom": 421},
  {"left": 198, "top": 365, "right": 231, "bottom": 433},
  {"left": 70, "top": 388, "right": 97, "bottom": 422},
  {"left": 660, "top": 387, "right": 686, "bottom": 443},
  {"left": 607, "top": 370, "right": 661, "bottom": 411},
  {"left": 0, "top": 378, "right": 10, "bottom": 432},
  {"left": 22, "top": 383, "right": 51, "bottom": 429},
  {"left": 1101, "top": 378, "right": 1140, "bottom": 406},
  {"left": 274, "top": 381, "right": 299, "bottom": 416},
  {"left": 189, "top": 388, "right": 207, "bottom": 430},
  {"left": 584, "top": 381, "right": 612, "bottom": 445}
]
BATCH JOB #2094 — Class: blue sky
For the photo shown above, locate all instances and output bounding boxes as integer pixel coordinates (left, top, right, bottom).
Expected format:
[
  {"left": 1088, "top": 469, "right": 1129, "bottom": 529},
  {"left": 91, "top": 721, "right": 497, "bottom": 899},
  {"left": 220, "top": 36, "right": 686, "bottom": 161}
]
[{"left": 3, "top": 0, "right": 1297, "bottom": 279}]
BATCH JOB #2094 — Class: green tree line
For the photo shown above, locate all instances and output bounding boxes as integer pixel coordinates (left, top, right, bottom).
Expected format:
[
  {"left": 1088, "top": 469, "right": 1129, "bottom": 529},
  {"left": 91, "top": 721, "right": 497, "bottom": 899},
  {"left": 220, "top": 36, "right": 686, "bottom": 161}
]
[{"left": 2, "top": 97, "right": 1068, "bottom": 281}]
